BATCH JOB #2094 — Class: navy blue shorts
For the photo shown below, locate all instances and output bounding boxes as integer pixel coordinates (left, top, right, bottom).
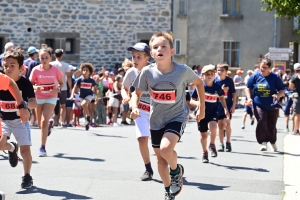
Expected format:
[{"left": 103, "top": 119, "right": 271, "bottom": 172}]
[
  {"left": 66, "top": 100, "right": 74, "bottom": 108},
  {"left": 244, "top": 105, "right": 253, "bottom": 116},
  {"left": 284, "top": 99, "right": 293, "bottom": 115}
]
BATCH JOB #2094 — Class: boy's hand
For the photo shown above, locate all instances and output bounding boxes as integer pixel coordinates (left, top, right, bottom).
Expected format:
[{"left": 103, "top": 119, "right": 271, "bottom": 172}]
[
  {"left": 122, "top": 97, "right": 130, "bottom": 105},
  {"left": 36, "top": 86, "right": 43, "bottom": 91},
  {"left": 245, "top": 99, "right": 252, "bottom": 106},
  {"left": 19, "top": 108, "right": 30, "bottom": 124},
  {"left": 225, "top": 109, "right": 230, "bottom": 119},
  {"left": 69, "top": 96, "right": 74, "bottom": 101},
  {"left": 130, "top": 107, "right": 140, "bottom": 119},
  {"left": 195, "top": 107, "right": 205, "bottom": 122},
  {"left": 230, "top": 106, "right": 235, "bottom": 114}
]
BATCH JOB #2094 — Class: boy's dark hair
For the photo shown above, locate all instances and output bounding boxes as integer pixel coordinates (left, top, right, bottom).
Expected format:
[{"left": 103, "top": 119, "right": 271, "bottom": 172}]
[
  {"left": 283, "top": 81, "right": 289, "bottom": 87},
  {"left": 80, "top": 62, "right": 94, "bottom": 74},
  {"left": 39, "top": 47, "right": 53, "bottom": 56},
  {"left": 3, "top": 49, "right": 24, "bottom": 68},
  {"left": 54, "top": 49, "right": 63, "bottom": 58},
  {"left": 262, "top": 59, "right": 272, "bottom": 67},
  {"left": 216, "top": 62, "right": 229, "bottom": 71}
]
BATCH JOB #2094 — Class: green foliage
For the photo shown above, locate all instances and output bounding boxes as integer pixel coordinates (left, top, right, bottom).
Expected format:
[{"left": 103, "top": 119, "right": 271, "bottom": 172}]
[{"left": 261, "top": 0, "right": 300, "bottom": 19}]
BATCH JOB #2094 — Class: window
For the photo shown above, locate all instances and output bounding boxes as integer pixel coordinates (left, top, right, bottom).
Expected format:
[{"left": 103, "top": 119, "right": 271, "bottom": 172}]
[
  {"left": 65, "top": 38, "right": 75, "bottom": 54},
  {"left": 45, "top": 39, "right": 55, "bottom": 49},
  {"left": 223, "top": 41, "right": 240, "bottom": 67},
  {"left": 178, "top": 0, "right": 187, "bottom": 15},
  {"left": 223, "top": 0, "right": 240, "bottom": 15},
  {"left": 0, "top": 38, "right": 3, "bottom": 52},
  {"left": 175, "top": 39, "right": 181, "bottom": 55}
]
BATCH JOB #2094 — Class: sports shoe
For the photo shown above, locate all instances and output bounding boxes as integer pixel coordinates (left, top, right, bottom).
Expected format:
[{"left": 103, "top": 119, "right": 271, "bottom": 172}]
[
  {"left": 21, "top": 174, "right": 33, "bottom": 189},
  {"left": 284, "top": 128, "right": 289, "bottom": 132},
  {"left": 48, "top": 120, "right": 53, "bottom": 136},
  {"left": 165, "top": 192, "right": 175, "bottom": 200},
  {"left": 90, "top": 123, "right": 97, "bottom": 127},
  {"left": 113, "top": 123, "right": 121, "bottom": 127},
  {"left": 251, "top": 119, "right": 254, "bottom": 125},
  {"left": 170, "top": 164, "right": 184, "bottom": 196},
  {"left": 209, "top": 144, "right": 217, "bottom": 157},
  {"left": 140, "top": 170, "right": 153, "bottom": 181},
  {"left": 106, "top": 120, "right": 112, "bottom": 125},
  {"left": 292, "top": 130, "right": 299, "bottom": 135},
  {"left": 121, "top": 121, "right": 130, "bottom": 125},
  {"left": 241, "top": 125, "right": 245, "bottom": 129},
  {"left": 270, "top": 143, "right": 277, "bottom": 152},
  {"left": 85, "top": 116, "right": 91, "bottom": 131},
  {"left": 0, "top": 191, "right": 5, "bottom": 200},
  {"left": 260, "top": 142, "right": 267, "bottom": 151},
  {"left": 67, "top": 124, "right": 73, "bottom": 127},
  {"left": 226, "top": 142, "right": 232, "bottom": 152},
  {"left": 8, "top": 142, "right": 19, "bottom": 167},
  {"left": 218, "top": 144, "right": 224, "bottom": 152},
  {"left": 39, "top": 147, "right": 47, "bottom": 157},
  {"left": 202, "top": 152, "right": 209, "bottom": 163}
]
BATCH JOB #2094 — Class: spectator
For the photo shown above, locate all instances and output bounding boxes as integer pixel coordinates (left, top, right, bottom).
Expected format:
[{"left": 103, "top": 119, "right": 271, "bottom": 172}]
[
  {"left": 289, "top": 63, "right": 300, "bottom": 135},
  {"left": 227, "top": 70, "right": 232, "bottom": 78},
  {"left": 196, "top": 65, "right": 202, "bottom": 76},
  {"left": 244, "top": 70, "right": 253, "bottom": 85},
  {"left": 282, "top": 69, "right": 291, "bottom": 81},
  {"left": 0, "top": 42, "right": 15, "bottom": 69},
  {"left": 25, "top": 46, "right": 40, "bottom": 79}
]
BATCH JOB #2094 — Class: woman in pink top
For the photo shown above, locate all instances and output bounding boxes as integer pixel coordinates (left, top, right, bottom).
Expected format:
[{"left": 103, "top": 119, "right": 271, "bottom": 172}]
[{"left": 29, "top": 48, "right": 63, "bottom": 157}]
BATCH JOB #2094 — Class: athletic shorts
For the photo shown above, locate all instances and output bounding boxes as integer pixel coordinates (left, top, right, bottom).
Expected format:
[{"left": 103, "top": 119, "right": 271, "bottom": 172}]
[
  {"left": 108, "top": 98, "right": 119, "bottom": 108},
  {"left": 2, "top": 119, "right": 31, "bottom": 146},
  {"left": 197, "top": 116, "right": 218, "bottom": 133},
  {"left": 293, "top": 97, "right": 300, "bottom": 114},
  {"left": 122, "top": 103, "right": 130, "bottom": 112},
  {"left": 150, "top": 121, "right": 186, "bottom": 148},
  {"left": 81, "top": 95, "right": 95, "bottom": 102},
  {"left": 217, "top": 114, "right": 232, "bottom": 120},
  {"left": 135, "top": 111, "right": 150, "bottom": 138},
  {"left": 91, "top": 99, "right": 95, "bottom": 104},
  {"left": 54, "top": 100, "right": 60, "bottom": 115},
  {"left": 73, "top": 109, "right": 81, "bottom": 116},
  {"left": 36, "top": 98, "right": 57, "bottom": 105},
  {"left": 58, "top": 90, "right": 67, "bottom": 104},
  {"left": 66, "top": 100, "right": 74, "bottom": 108}
]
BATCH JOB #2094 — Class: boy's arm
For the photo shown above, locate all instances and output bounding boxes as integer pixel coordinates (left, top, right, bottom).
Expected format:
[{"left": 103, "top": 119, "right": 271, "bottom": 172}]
[
  {"left": 27, "top": 98, "right": 37, "bottom": 109},
  {"left": 121, "top": 85, "right": 130, "bottom": 105},
  {"left": 219, "top": 96, "right": 230, "bottom": 118},
  {"left": 130, "top": 89, "right": 143, "bottom": 119},
  {"left": 69, "top": 85, "right": 78, "bottom": 100},
  {"left": 192, "top": 77, "right": 205, "bottom": 122}
]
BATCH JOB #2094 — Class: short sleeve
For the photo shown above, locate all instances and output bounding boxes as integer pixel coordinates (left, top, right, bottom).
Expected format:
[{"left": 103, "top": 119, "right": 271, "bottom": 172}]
[
  {"left": 133, "top": 69, "right": 148, "bottom": 92},
  {"left": 65, "top": 64, "right": 71, "bottom": 73},
  {"left": 229, "top": 78, "right": 236, "bottom": 93},
  {"left": 217, "top": 85, "right": 225, "bottom": 96},
  {"left": 25, "top": 78, "right": 35, "bottom": 99},
  {"left": 56, "top": 67, "right": 64, "bottom": 80},
  {"left": 246, "top": 74, "right": 255, "bottom": 89},
  {"left": 0, "top": 74, "right": 10, "bottom": 90},
  {"left": 122, "top": 69, "right": 134, "bottom": 88},
  {"left": 75, "top": 78, "right": 81, "bottom": 86},
  {"left": 184, "top": 65, "right": 198, "bottom": 84},
  {"left": 191, "top": 88, "right": 198, "bottom": 99}
]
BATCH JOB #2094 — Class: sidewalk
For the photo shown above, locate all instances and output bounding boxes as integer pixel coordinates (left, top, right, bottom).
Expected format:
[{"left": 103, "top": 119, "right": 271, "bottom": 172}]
[{"left": 283, "top": 134, "right": 300, "bottom": 200}]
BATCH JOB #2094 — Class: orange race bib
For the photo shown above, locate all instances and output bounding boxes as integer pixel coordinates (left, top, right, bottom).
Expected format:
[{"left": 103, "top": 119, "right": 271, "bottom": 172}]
[
  {"left": 0, "top": 101, "right": 18, "bottom": 112},
  {"left": 41, "top": 84, "right": 55, "bottom": 93},
  {"left": 80, "top": 82, "right": 92, "bottom": 89},
  {"left": 138, "top": 101, "right": 150, "bottom": 113},
  {"left": 150, "top": 88, "right": 176, "bottom": 104},
  {"left": 204, "top": 93, "right": 218, "bottom": 103}
]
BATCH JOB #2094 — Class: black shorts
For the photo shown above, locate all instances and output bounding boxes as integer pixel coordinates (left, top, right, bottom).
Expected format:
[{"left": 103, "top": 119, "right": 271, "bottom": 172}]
[
  {"left": 91, "top": 99, "right": 95, "bottom": 103},
  {"left": 150, "top": 121, "right": 186, "bottom": 148},
  {"left": 66, "top": 100, "right": 74, "bottom": 108},
  {"left": 58, "top": 90, "right": 67, "bottom": 105},
  {"left": 54, "top": 100, "right": 60, "bottom": 115},
  {"left": 197, "top": 116, "right": 218, "bottom": 132},
  {"left": 217, "top": 114, "right": 232, "bottom": 121}
]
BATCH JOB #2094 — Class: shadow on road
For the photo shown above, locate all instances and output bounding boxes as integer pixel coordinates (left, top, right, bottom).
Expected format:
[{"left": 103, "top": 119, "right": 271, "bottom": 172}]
[
  {"left": 91, "top": 133, "right": 127, "bottom": 138},
  {"left": 210, "top": 162, "right": 269, "bottom": 172},
  {"left": 231, "top": 138, "right": 257, "bottom": 143},
  {"left": 230, "top": 151, "right": 276, "bottom": 157},
  {"left": 0, "top": 155, "right": 39, "bottom": 164},
  {"left": 178, "top": 156, "right": 198, "bottom": 160},
  {"left": 16, "top": 186, "right": 92, "bottom": 199},
  {"left": 53, "top": 153, "right": 105, "bottom": 162},
  {"left": 274, "top": 151, "right": 300, "bottom": 157}
]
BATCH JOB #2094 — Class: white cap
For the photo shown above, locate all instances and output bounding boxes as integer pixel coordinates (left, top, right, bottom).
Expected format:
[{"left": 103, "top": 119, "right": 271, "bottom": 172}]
[
  {"left": 69, "top": 65, "right": 77, "bottom": 71},
  {"left": 294, "top": 63, "right": 300, "bottom": 71}
]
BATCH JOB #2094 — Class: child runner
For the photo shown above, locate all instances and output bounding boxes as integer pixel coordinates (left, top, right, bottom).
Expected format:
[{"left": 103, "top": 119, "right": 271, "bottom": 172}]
[
  {"left": 70, "top": 63, "right": 98, "bottom": 130},
  {"left": 191, "top": 65, "right": 229, "bottom": 163},
  {"left": 0, "top": 53, "right": 31, "bottom": 187},
  {"left": 121, "top": 42, "right": 154, "bottom": 181},
  {"left": 283, "top": 81, "right": 295, "bottom": 132},
  {"left": 131, "top": 32, "right": 205, "bottom": 199},
  {"left": 29, "top": 48, "right": 63, "bottom": 157},
  {"left": 214, "top": 63, "right": 236, "bottom": 152},
  {"left": 108, "top": 75, "right": 122, "bottom": 127},
  {"left": 241, "top": 96, "right": 255, "bottom": 129}
]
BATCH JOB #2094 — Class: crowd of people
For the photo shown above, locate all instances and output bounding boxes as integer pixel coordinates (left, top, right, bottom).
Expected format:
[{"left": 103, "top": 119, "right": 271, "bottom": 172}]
[{"left": 0, "top": 31, "right": 299, "bottom": 200}]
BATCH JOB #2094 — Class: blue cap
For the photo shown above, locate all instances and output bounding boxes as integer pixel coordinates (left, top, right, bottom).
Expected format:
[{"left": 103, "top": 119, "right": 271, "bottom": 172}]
[
  {"left": 27, "top": 46, "right": 39, "bottom": 54},
  {"left": 127, "top": 43, "right": 151, "bottom": 57}
]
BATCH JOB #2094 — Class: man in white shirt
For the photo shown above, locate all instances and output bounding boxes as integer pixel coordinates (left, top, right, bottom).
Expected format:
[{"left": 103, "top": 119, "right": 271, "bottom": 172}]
[
  {"left": 50, "top": 49, "right": 72, "bottom": 127},
  {"left": 244, "top": 70, "right": 253, "bottom": 85}
]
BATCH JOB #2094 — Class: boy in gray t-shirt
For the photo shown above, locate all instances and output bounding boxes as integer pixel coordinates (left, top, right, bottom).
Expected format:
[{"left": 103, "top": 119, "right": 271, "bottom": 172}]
[{"left": 131, "top": 32, "right": 205, "bottom": 199}]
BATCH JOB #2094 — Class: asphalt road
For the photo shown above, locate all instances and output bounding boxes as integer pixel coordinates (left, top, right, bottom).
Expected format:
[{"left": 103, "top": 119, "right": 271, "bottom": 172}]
[{"left": 0, "top": 109, "right": 285, "bottom": 200}]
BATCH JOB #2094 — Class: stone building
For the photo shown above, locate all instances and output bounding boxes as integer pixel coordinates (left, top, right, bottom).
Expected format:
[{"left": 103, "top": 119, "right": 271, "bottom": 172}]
[
  {"left": 172, "top": 0, "right": 300, "bottom": 72},
  {"left": 0, "top": 0, "right": 172, "bottom": 69}
]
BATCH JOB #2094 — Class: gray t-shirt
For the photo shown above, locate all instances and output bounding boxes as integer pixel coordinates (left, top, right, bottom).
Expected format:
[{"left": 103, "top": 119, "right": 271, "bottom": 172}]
[
  {"left": 122, "top": 67, "right": 150, "bottom": 104},
  {"left": 133, "top": 62, "right": 198, "bottom": 130},
  {"left": 50, "top": 60, "right": 70, "bottom": 91}
]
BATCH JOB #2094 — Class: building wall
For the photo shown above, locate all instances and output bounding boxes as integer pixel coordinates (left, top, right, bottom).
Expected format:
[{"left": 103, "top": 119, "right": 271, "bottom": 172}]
[
  {"left": 186, "top": 0, "right": 275, "bottom": 71},
  {"left": 0, "top": 0, "right": 172, "bottom": 68}
]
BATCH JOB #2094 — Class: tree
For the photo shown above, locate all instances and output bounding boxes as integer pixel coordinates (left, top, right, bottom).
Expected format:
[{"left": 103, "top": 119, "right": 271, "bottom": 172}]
[{"left": 261, "top": 0, "right": 300, "bottom": 19}]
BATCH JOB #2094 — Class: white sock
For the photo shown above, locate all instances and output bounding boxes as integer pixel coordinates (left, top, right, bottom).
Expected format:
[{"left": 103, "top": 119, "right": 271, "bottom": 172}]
[{"left": 9, "top": 143, "right": 15, "bottom": 152}]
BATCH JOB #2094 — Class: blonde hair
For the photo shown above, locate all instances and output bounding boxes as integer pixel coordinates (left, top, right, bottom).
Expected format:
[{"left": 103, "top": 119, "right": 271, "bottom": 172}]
[
  {"left": 122, "top": 58, "right": 133, "bottom": 71},
  {"left": 149, "top": 31, "right": 173, "bottom": 49}
]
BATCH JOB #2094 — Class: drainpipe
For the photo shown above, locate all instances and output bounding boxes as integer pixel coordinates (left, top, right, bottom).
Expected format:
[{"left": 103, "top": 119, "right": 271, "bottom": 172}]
[
  {"left": 171, "top": 0, "right": 174, "bottom": 32},
  {"left": 274, "top": 11, "right": 277, "bottom": 47}
]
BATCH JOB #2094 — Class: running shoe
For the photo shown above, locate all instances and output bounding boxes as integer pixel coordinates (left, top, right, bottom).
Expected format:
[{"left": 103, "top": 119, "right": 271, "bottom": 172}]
[
  {"left": 21, "top": 174, "right": 33, "bottom": 189},
  {"left": 284, "top": 128, "right": 289, "bottom": 132},
  {"left": 0, "top": 191, "right": 5, "bottom": 200},
  {"left": 113, "top": 123, "right": 121, "bottom": 127},
  {"left": 121, "top": 121, "right": 130, "bottom": 125},
  {"left": 39, "top": 147, "right": 47, "bottom": 157},
  {"left": 67, "top": 124, "right": 73, "bottom": 127},
  {"left": 270, "top": 143, "right": 277, "bottom": 152},
  {"left": 90, "top": 123, "right": 97, "bottom": 127},
  {"left": 209, "top": 144, "right": 217, "bottom": 157},
  {"left": 140, "top": 170, "right": 153, "bottom": 181},
  {"left": 48, "top": 120, "right": 53, "bottom": 136},
  {"left": 165, "top": 192, "right": 175, "bottom": 200},
  {"left": 85, "top": 116, "right": 91, "bottom": 130},
  {"left": 241, "top": 125, "right": 245, "bottom": 129},
  {"left": 106, "top": 120, "right": 112, "bottom": 125},
  {"left": 202, "top": 152, "right": 209, "bottom": 163},
  {"left": 218, "top": 144, "right": 224, "bottom": 152},
  {"left": 251, "top": 119, "right": 254, "bottom": 125},
  {"left": 292, "top": 130, "right": 299, "bottom": 135},
  {"left": 8, "top": 142, "right": 19, "bottom": 167},
  {"left": 260, "top": 142, "right": 267, "bottom": 151},
  {"left": 226, "top": 142, "right": 232, "bottom": 152},
  {"left": 170, "top": 164, "right": 184, "bottom": 196}
]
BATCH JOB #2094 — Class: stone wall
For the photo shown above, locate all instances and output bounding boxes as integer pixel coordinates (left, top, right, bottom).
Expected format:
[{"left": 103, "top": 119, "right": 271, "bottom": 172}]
[{"left": 0, "top": 0, "right": 171, "bottom": 69}]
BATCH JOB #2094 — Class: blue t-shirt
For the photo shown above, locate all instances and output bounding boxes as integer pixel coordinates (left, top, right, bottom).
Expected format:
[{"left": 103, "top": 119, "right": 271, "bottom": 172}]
[
  {"left": 214, "top": 76, "right": 236, "bottom": 116},
  {"left": 24, "top": 59, "right": 40, "bottom": 79},
  {"left": 246, "top": 71, "right": 285, "bottom": 111},
  {"left": 75, "top": 77, "right": 96, "bottom": 98},
  {"left": 192, "top": 81, "right": 224, "bottom": 118}
]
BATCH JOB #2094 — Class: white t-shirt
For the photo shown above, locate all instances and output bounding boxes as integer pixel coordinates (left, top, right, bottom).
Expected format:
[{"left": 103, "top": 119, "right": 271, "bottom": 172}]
[
  {"left": 102, "top": 77, "right": 111, "bottom": 88},
  {"left": 72, "top": 93, "right": 81, "bottom": 110},
  {"left": 244, "top": 75, "right": 250, "bottom": 85},
  {"left": 50, "top": 60, "right": 70, "bottom": 91}
]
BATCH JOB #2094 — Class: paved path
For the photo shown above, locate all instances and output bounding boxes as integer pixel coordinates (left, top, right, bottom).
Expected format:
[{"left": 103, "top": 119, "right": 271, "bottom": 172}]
[{"left": 0, "top": 109, "right": 291, "bottom": 199}]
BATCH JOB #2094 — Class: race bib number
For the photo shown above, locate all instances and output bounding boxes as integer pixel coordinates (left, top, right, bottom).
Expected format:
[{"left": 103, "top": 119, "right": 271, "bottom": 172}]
[
  {"left": 150, "top": 88, "right": 176, "bottom": 104},
  {"left": 80, "top": 82, "right": 92, "bottom": 89},
  {"left": 41, "top": 84, "right": 55, "bottom": 93},
  {"left": 204, "top": 93, "right": 218, "bottom": 103},
  {"left": 0, "top": 101, "right": 18, "bottom": 113},
  {"left": 138, "top": 101, "right": 150, "bottom": 113}
]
